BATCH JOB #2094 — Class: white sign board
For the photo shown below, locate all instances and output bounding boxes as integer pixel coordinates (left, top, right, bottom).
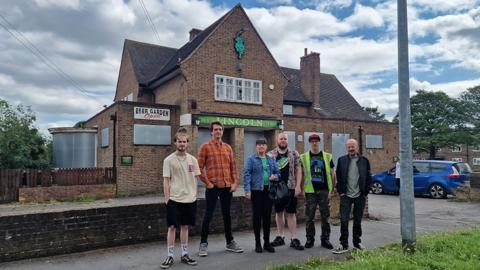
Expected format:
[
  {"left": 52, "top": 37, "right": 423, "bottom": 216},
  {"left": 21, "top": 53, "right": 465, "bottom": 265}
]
[{"left": 134, "top": 107, "right": 170, "bottom": 121}]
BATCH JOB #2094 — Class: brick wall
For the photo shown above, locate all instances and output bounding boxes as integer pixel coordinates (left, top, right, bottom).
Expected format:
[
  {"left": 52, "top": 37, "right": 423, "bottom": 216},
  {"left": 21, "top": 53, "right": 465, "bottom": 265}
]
[
  {"left": 181, "top": 6, "right": 287, "bottom": 119},
  {"left": 0, "top": 195, "right": 339, "bottom": 262},
  {"left": 18, "top": 184, "right": 116, "bottom": 203},
  {"left": 85, "top": 102, "right": 179, "bottom": 196},
  {"left": 114, "top": 50, "right": 139, "bottom": 102},
  {"left": 284, "top": 116, "right": 399, "bottom": 173}
]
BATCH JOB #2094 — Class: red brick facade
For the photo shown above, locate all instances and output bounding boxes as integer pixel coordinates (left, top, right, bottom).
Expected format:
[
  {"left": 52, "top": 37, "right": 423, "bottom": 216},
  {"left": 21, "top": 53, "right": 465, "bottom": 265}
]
[{"left": 85, "top": 5, "right": 399, "bottom": 195}]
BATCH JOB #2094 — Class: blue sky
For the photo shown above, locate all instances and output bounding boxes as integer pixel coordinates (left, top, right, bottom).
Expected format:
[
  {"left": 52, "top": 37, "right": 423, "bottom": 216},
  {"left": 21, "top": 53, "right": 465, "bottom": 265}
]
[{"left": 0, "top": 0, "right": 479, "bottom": 135}]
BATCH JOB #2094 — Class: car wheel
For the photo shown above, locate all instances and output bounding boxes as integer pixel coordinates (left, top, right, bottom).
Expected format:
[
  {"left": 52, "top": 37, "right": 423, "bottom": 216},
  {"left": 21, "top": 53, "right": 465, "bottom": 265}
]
[
  {"left": 371, "top": 182, "right": 383, "bottom": 194},
  {"left": 429, "top": 184, "right": 446, "bottom": 199}
]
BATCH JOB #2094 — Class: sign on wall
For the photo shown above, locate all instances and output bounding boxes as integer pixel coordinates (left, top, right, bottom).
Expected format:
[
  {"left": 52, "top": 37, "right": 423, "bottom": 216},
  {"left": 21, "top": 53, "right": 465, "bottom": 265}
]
[
  {"left": 134, "top": 107, "right": 170, "bottom": 121},
  {"left": 194, "top": 115, "right": 281, "bottom": 129}
]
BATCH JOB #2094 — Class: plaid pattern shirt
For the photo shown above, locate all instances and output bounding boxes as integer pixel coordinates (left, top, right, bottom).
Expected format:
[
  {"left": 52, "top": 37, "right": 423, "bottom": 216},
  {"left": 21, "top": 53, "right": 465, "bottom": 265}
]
[{"left": 198, "top": 139, "right": 238, "bottom": 188}]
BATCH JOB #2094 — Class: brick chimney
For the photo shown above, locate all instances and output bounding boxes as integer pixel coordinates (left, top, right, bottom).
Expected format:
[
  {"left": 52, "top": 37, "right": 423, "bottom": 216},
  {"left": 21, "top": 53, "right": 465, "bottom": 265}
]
[
  {"left": 300, "top": 48, "right": 321, "bottom": 109},
  {"left": 189, "top": 28, "right": 202, "bottom": 41}
]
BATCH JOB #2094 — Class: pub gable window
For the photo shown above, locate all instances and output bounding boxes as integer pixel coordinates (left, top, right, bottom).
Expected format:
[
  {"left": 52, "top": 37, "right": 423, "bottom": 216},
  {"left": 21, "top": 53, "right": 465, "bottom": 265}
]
[{"left": 215, "top": 74, "right": 262, "bottom": 104}]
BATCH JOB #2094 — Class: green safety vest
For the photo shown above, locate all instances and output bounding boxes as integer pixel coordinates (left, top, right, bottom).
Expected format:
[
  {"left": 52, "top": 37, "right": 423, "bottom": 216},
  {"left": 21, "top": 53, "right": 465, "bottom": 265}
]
[{"left": 300, "top": 151, "right": 333, "bottom": 193}]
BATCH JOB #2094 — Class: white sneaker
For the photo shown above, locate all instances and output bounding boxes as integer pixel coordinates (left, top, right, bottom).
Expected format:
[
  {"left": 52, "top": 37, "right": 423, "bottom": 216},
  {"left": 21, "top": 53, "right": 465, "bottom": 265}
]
[
  {"left": 198, "top": 242, "right": 208, "bottom": 257},
  {"left": 332, "top": 245, "right": 349, "bottom": 254}
]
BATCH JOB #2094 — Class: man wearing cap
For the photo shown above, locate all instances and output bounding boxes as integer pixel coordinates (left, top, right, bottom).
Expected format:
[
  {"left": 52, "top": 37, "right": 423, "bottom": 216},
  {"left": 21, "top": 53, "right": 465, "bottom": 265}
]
[{"left": 300, "top": 134, "right": 335, "bottom": 250}]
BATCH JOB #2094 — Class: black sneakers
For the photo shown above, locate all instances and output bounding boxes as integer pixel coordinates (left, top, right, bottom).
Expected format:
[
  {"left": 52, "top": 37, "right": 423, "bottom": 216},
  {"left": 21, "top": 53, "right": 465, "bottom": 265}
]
[
  {"left": 304, "top": 239, "right": 314, "bottom": 248},
  {"left": 263, "top": 243, "right": 275, "bottom": 253},
  {"left": 290, "top": 239, "right": 305, "bottom": 250},
  {"left": 181, "top": 254, "right": 197, "bottom": 266},
  {"left": 255, "top": 242, "right": 263, "bottom": 253},
  {"left": 160, "top": 256, "right": 174, "bottom": 269},
  {"left": 270, "top": 236, "right": 285, "bottom": 247},
  {"left": 321, "top": 240, "right": 334, "bottom": 250}
]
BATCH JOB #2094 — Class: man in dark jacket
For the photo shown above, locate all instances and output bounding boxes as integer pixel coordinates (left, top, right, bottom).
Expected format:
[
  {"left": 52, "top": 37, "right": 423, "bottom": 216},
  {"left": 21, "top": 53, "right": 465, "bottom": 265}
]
[{"left": 333, "top": 139, "right": 372, "bottom": 254}]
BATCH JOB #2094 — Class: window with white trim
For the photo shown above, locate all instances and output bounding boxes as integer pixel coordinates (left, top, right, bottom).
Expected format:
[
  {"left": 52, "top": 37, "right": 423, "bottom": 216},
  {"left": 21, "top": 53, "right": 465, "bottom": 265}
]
[
  {"left": 122, "top": 93, "right": 133, "bottom": 101},
  {"left": 473, "top": 158, "right": 480, "bottom": 165},
  {"left": 452, "top": 158, "right": 462, "bottom": 162},
  {"left": 452, "top": 145, "right": 462, "bottom": 152},
  {"left": 473, "top": 145, "right": 480, "bottom": 152},
  {"left": 215, "top": 75, "right": 262, "bottom": 104}
]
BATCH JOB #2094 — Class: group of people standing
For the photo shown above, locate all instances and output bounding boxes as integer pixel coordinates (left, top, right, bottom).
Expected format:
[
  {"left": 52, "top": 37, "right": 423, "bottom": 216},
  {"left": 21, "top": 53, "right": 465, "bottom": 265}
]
[{"left": 160, "top": 121, "right": 372, "bottom": 268}]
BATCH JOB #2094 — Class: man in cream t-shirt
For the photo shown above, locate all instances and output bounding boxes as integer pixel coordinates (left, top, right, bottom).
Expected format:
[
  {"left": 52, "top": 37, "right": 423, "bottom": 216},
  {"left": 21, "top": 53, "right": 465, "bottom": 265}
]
[{"left": 161, "top": 128, "right": 201, "bottom": 269}]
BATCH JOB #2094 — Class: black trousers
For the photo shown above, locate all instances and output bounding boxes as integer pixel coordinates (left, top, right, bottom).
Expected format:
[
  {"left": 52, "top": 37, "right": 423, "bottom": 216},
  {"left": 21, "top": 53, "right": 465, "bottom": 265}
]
[
  {"left": 339, "top": 195, "right": 366, "bottom": 247},
  {"left": 251, "top": 189, "right": 273, "bottom": 244},
  {"left": 200, "top": 187, "right": 233, "bottom": 244}
]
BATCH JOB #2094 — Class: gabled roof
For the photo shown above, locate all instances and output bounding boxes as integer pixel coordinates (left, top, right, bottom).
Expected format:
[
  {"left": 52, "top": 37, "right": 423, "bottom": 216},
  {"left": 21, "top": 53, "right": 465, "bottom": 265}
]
[
  {"left": 280, "top": 67, "right": 372, "bottom": 121},
  {"left": 146, "top": 6, "right": 236, "bottom": 89},
  {"left": 123, "top": 39, "right": 177, "bottom": 86}
]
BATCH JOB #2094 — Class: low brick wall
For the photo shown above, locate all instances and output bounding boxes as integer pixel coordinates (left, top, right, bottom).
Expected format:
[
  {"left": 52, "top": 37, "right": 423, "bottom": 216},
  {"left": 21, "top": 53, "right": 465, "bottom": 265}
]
[
  {"left": 0, "top": 194, "right": 345, "bottom": 262},
  {"left": 18, "top": 184, "right": 116, "bottom": 203}
]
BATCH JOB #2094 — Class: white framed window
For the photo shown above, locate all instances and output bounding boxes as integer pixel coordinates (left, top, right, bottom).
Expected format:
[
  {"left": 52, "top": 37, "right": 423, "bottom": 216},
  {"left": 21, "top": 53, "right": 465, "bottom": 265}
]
[
  {"left": 283, "top": 105, "right": 293, "bottom": 115},
  {"left": 214, "top": 74, "right": 262, "bottom": 104},
  {"left": 452, "top": 158, "right": 462, "bottom": 162},
  {"left": 366, "top": 135, "right": 383, "bottom": 149},
  {"left": 284, "top": 131, "right": 296, "bottom": 150},
  {"left": 473, "top": 158, "right": 480, "bottom": 165},
  {"left": 122, "top": 93, "right": 133, "bottom": 101},
  {"left": 452, "top": 145, "right": 462, "bottom": 152},
  {"left": 472, "top": 145, "right": 480, "bottom": 152}
]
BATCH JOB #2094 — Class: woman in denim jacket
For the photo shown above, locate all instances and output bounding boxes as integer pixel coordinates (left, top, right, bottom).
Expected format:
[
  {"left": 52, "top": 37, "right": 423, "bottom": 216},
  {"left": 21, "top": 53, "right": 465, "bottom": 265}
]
[{"left": 244, "top": 138, "right": 280, "bottom": 253}]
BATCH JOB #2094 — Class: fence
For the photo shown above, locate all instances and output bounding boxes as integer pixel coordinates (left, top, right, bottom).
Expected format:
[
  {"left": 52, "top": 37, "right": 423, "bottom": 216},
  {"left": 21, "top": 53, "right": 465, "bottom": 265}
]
[{"left": 0, "top": 168, "right": 115, "bottom": 203}]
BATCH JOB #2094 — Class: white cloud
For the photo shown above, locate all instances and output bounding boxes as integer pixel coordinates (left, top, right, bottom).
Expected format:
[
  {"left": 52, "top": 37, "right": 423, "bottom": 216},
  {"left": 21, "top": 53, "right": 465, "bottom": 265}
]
[
  {"left": 413, "top": 0, "right": 480, "bottom": 13},
  {"left": 99, "top": 0, "right": 137, "bottom": 26},
  {"left": 33, "top": 0, "right": 81, "bottom": 10},
  {"left": 345, "top": 4, "right": 384, "bottom": 28},
  {"left": 256, "top": 0, "right": 293, "bottom": 5},
  {"left": 314, "top": 0, "right": 353, "bottom": 11}
]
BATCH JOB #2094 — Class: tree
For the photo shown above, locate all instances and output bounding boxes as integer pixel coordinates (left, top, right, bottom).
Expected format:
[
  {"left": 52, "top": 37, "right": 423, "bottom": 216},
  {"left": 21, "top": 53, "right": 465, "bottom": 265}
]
[
  {"left": 410, "top": 90, "right": 465, "bottom": 159},
  {"left": 363, "top": 106, "right": 388, "bottom": 122},
  {"left": 0, "top": 99, "right": 50, "bottom": 169},
  {"left": 457, "top": 85, "right": 480, "bottom": 157}
]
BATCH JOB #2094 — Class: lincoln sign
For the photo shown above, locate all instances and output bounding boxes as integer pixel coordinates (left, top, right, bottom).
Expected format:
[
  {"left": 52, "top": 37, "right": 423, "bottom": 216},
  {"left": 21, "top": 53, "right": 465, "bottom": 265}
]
[
  {"left": 134, "top": 107, "right": 170, "bottom": 121},
  {"left": 195, "top": 115, "right": 280, "bottom": 129}
]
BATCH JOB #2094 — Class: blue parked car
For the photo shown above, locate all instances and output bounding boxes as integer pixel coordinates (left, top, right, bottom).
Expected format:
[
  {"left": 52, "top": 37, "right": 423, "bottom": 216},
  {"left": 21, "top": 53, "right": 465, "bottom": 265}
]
[{"left": 371, "top": 160, "right": 468, "bottom": 199}]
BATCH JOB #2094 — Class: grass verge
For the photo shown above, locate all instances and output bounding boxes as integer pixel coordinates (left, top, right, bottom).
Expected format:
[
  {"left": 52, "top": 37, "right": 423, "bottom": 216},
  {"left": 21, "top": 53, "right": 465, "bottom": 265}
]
[{"left": 269, "top": 227, "right": 480, "bottom": 270}]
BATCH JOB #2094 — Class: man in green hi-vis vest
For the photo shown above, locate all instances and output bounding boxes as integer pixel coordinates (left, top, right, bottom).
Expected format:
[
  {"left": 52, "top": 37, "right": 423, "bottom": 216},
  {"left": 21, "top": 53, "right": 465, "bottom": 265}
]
[{"left": 300, "top": 134, "right": 336, "bottom": 250}]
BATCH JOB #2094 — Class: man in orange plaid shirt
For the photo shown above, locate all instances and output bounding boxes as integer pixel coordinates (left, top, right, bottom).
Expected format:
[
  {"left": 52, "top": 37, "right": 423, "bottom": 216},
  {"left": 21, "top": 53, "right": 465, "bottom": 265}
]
[{"left": 198, "top": 121, "right": 243, "bottom": 257}]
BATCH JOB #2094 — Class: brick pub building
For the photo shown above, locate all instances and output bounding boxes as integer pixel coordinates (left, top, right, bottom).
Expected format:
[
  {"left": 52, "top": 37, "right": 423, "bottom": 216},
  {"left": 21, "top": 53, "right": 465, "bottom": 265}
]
[{"left": 86, "top": 4, "right": 399, "bottom": 196}]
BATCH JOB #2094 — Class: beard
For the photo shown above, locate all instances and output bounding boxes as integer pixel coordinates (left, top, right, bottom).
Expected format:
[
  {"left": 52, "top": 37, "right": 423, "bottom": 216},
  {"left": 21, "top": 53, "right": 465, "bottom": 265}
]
[{"left": 278, "top": 144, "right": 288, "bottom": 150}]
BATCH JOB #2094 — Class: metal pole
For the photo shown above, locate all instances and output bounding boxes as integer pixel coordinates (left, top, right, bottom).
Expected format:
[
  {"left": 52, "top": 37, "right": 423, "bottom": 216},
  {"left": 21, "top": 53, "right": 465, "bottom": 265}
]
[{"left": 398, "top": 0, "right": 416, "bottom": 253}]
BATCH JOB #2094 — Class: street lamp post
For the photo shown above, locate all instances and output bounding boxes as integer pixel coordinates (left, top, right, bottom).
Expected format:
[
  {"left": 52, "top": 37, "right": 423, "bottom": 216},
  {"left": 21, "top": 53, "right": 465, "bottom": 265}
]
[{"left": 397, "top": 0, "right": 416, "bottom": 253}]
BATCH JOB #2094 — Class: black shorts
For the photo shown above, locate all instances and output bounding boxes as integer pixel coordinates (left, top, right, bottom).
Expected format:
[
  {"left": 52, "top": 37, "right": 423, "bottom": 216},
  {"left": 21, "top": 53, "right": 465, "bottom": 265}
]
[
  {"left": 166, "top": 200, "right": 197, "bottom": 228},
  {"left": 274, "top": 189, "right": 297, "bottom": 214}
]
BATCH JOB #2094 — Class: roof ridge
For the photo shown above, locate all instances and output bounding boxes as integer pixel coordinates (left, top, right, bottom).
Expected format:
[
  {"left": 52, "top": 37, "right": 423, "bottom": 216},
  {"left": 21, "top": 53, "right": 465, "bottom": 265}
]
[
  {"left": 146, "top": 6, "right": 238, "bottom": 88},
  {"left": 280, "top": 66, "right": 335, "bottom": 76},
  {"left": 125, "top": 39, "right": 177, "bottom": 51}
]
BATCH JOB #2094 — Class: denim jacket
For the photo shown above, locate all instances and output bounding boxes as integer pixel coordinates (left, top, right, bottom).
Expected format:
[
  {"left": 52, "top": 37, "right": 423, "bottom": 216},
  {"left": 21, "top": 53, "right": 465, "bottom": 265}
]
[{"left": 243, "top": 154, "right": 280, "bottom": 194}]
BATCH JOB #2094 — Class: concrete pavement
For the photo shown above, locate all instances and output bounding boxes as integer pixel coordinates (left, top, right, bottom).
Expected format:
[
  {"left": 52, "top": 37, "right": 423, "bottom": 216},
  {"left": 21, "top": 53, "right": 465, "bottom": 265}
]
[{"left": 1, "top": 195, "right": 479, "bottom": 270}]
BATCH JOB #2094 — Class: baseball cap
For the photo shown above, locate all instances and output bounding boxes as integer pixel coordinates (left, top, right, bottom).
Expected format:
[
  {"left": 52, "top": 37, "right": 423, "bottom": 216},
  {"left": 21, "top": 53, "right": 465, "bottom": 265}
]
[{"left": 308, "top": 134, "right": 321, "bottom": 142}]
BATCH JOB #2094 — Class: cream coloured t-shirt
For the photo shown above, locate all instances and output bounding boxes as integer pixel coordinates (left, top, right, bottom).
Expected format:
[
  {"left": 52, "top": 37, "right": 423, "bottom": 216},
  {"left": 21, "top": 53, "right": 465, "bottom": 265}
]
[{"left": 163, "top": 153, "right": 201, "bottom": 203}]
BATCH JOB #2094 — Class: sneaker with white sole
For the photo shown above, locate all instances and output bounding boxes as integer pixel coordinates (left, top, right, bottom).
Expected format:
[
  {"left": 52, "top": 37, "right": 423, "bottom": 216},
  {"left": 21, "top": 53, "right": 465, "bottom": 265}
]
[
  {"left": 226, "top": 240, "right": 244, "bottom": 253},
  {"left": 198, "top": 242, "right": 208, "bottom": 257},
  {"left": 353, "top": 243, "right": 365, "bottom": 250},
  {"left": 332, "top": 245, "right": 349, "bottom": 254},
  {"left": 160, "top": 256, "right": 174, "bottom": 269},
  {"left": 181, "top": 254, "right": 197, "bottom": 266}
]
